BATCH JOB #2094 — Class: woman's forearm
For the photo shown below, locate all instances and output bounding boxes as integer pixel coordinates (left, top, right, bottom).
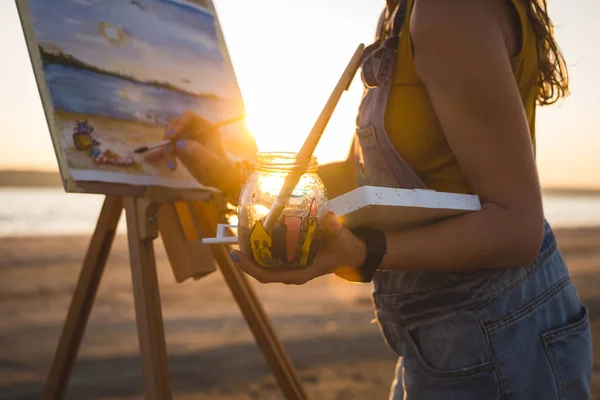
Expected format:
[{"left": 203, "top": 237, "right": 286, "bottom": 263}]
[{"left": 379, "top": 203, "right": 545, "bottom": 272}]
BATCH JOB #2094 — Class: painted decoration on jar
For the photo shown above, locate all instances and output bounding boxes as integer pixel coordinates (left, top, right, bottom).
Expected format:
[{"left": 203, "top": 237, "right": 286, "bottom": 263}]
[{"left": 237, "top": 153, "right": 328, "bottom": 268}]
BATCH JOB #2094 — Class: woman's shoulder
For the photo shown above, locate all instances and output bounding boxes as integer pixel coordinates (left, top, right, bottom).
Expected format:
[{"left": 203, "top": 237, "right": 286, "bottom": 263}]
[
  {"left": 391, "top": 0, "right": 510, "bottom": 84},
  {"left": 410, "top": 0, "right": 513, "bottom": 43},
  {"left": 409, "top": 0, "right": 529, "bottom": 68},
  {"left": 407, "top": 0, "right": 534, "bottom": 79}
]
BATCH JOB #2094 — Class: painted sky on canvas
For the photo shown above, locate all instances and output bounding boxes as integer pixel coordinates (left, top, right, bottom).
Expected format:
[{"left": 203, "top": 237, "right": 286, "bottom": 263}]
[
  {"left": 0, "top": 0, "right": 599, "bottom": 188},
  {"left": 26, "top": 0, "right": 236, "bottom": 98}
]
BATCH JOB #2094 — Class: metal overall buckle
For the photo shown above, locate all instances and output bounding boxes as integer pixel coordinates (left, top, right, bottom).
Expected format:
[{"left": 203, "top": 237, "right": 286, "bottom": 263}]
[{"left": 360, "top": 36, "right": 399, "bottom": 88}]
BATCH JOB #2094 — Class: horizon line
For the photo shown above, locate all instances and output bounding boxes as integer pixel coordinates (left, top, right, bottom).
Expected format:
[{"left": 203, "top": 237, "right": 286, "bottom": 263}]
[{"left": 0, "top": 169, "right": 598, "bottom": 192}]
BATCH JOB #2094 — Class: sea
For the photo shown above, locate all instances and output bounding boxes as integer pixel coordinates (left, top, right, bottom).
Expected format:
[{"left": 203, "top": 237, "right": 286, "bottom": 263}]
[{"left": 1, "top": 187, "right": 600, "bottom": 237}]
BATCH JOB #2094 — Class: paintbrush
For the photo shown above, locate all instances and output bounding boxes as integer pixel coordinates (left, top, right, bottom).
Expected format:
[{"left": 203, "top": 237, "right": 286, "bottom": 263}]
[
  {"left": 262, "top": 43, "right": 365, "bottom": 232},
  {"left": 133, "top": 114, "right": 246, "bottom": 154}
]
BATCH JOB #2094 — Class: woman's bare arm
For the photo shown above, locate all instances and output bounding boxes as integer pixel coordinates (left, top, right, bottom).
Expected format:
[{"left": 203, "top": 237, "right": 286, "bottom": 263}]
[{"left": 379, "top": 0, "right": 544, "bottom": 271}]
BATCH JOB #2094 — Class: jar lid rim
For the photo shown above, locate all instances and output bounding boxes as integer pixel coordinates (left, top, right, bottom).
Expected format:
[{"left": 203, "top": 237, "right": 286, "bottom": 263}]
[{"left": 255, "top": 152, "right": 318, "bottom": 172}]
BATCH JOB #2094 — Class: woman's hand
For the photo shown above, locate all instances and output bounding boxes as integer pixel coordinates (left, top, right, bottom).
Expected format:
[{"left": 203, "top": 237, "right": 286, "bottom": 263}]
[
  {"left": 145, "top": 110, "right": 238, "bottom": 193},
  {"left": 229, "top": 212, "right": 367, "bottom": 285}
]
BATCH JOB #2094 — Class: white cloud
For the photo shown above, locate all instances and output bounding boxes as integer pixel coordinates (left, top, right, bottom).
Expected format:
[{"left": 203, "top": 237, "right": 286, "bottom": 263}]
[
  {"left": 187, "top": 31, "right": 219, "bottom": 51},
  {"left": 72, "top": 0, "right": 92, "bottom": 6},
  {"left": 74, "top": 33, "right": 108, "bottom": 46},
  {"left": 65, "top": 18, "right": 84, "bottom": 25}
]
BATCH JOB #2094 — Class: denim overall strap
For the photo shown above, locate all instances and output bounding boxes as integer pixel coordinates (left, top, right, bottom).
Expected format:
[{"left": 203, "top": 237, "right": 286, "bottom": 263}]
[
  {"left": 354, "top": 0, "right": 426, "bottom": 190},
  {"left": 361, "top": 1, "right": 407, "bottom": 88}
]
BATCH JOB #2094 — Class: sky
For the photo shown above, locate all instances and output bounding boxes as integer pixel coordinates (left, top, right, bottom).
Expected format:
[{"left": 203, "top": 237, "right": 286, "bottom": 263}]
[{"left": 0, "top": 0, "right": 598, "bottom": 189}]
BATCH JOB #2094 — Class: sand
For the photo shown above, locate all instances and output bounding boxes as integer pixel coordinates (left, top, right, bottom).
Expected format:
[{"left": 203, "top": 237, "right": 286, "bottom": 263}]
[{"left": 0, "top": 226, "right": 599, "bottom": 399}]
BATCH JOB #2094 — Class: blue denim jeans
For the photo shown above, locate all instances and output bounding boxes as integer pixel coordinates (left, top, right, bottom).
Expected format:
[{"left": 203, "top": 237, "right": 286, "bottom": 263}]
[{"left": 373, "top": 222, "right": 593, "bottom": 399}]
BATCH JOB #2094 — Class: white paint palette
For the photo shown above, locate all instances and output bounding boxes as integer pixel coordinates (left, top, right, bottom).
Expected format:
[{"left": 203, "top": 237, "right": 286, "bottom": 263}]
[
  {"left": 201, "top": 186, "right": 481, "bottom": 244},
  {"left": 327, "top": 186, "right": 481, "bottom": 231}
]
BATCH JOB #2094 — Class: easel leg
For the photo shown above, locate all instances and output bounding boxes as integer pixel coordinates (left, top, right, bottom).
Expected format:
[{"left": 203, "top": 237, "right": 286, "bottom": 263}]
[
  {"left": 43, "top": 196, "right": 123, "bottom": 400},
  {"left": 193, "top": 205, "right": 309, "bottom": 400},
  {"left": 124, "top": 198, "right": 172, "bottom": 399}
]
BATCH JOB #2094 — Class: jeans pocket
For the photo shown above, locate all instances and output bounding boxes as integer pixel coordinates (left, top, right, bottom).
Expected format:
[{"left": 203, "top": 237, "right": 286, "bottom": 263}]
[
  {"left": 542, "top": 304, "right": 592, "bottom": 400},
  {"left": 401, "top": 310, "right": 502, "bottom": 399},
  {"left": 404, "top": 310, "right": 495, "bottom": 377},
  {"left": 375, "top": 316, "right": 403, "bottom": 356}
]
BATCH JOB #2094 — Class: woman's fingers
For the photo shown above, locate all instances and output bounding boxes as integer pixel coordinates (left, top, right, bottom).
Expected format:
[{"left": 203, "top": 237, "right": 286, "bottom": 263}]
[
  {"left": 175, "top": 138, "right": 236, "bottom": 190},
  {"left": 144, "top": 147, "right": 165, "bottom": 163},
  {"left": 172, "top": 138, "right": 203, "bottom": 158},
  {"left": 229, "top": 250, "right": 269, "bottom": 282},
  {"left": 146, "top": 110, "right": 234, "bottom": 187},
  {"left": 145, "top": 118, "right": 179, "bottom": 164},
  {"left": 153, "top": 111, "right": 228, "bottom": 175},
  {"left": 319, "top": 212, "right": 343, "bottom": 239},
  {"left": 163, "top": 117, "right": 180, "bottom": 140},
  {"left": 165, "top": 143, "right": 177, "bottom": 171},
  {"left": 166, "top": 111, "right": 214, "bottom": 142},
  {"left": 230, "top": 250, "right": 312, "bottom": 285},
  {"left": 174, "top": 139, "right": 212, "bottom": 171},
  {"left": 144, "top": 111, "right": 226, "bottom": 176}
]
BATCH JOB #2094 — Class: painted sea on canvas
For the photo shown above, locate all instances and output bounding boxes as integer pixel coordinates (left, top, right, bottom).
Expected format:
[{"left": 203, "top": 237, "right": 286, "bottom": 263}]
[{"left": 43, "top": 63, "right": 231, "bottom": 128}]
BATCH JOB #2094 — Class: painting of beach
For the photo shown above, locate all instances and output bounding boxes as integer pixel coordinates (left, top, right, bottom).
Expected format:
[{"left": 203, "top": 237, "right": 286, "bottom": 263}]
[{"left": 17, "top": 0, "right": 256, "bottom": 190}]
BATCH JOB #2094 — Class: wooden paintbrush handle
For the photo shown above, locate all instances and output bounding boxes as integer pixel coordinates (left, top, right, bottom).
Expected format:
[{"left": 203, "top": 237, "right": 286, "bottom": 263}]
[{"left": 263, "top": 43, "right": 365, "bottom": 231}]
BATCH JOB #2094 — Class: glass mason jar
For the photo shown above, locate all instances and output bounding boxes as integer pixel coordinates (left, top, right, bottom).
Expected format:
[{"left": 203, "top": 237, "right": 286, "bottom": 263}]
[{"left": 237, "top": 152, "right": 328, "bottom": 269}]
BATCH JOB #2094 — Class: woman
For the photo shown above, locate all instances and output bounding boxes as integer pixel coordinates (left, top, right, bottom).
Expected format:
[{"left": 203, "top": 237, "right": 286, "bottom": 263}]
[{"left": 148, "top": 0, "right": 593, "bottom": 398}]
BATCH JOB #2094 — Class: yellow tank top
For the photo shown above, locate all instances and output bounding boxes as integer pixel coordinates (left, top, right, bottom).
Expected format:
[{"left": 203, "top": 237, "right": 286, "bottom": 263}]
[{"left": 384, "top": 0, "right": 538, "bottom": 194}]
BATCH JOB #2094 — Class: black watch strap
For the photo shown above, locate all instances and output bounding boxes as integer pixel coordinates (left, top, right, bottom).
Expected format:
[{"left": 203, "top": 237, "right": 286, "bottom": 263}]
[{"left": 350, "top": 227, "right": 387, "bottom": 283}]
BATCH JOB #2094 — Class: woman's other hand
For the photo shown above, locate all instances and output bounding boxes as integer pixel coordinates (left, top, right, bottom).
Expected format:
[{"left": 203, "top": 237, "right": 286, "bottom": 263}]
[
  {"left": 145, "top": 110, "right": 238, "bottom": 193},
  {"left": 229, "top": 212, "right": 367, "bottom": 285}
]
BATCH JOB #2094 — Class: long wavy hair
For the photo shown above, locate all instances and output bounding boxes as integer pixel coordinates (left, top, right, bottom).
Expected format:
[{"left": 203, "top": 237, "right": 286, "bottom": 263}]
[{"left": 524, "top": 0, "right": 569, "bottom": 105}]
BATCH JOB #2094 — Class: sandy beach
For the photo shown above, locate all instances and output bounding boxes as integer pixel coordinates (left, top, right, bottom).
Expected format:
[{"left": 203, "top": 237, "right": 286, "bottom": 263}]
[{"left": 1, "top": 226, "right": 599, "bottom": 399}]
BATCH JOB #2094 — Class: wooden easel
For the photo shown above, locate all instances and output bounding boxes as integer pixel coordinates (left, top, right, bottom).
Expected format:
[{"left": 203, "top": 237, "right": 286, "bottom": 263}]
[{"left": 42, "top": 187, "right": 309, "bottom": 400}]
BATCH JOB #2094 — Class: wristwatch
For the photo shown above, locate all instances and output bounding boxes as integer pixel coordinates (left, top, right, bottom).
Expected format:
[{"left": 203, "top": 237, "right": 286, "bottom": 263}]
[{"left": 350, "top": 227, "right": 387, "bottom": 282}]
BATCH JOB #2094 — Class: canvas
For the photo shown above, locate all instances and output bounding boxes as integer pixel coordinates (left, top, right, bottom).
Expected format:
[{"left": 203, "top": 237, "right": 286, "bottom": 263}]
[{"left": 16, "top": 0, "right": 256, "bottom": 192}]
